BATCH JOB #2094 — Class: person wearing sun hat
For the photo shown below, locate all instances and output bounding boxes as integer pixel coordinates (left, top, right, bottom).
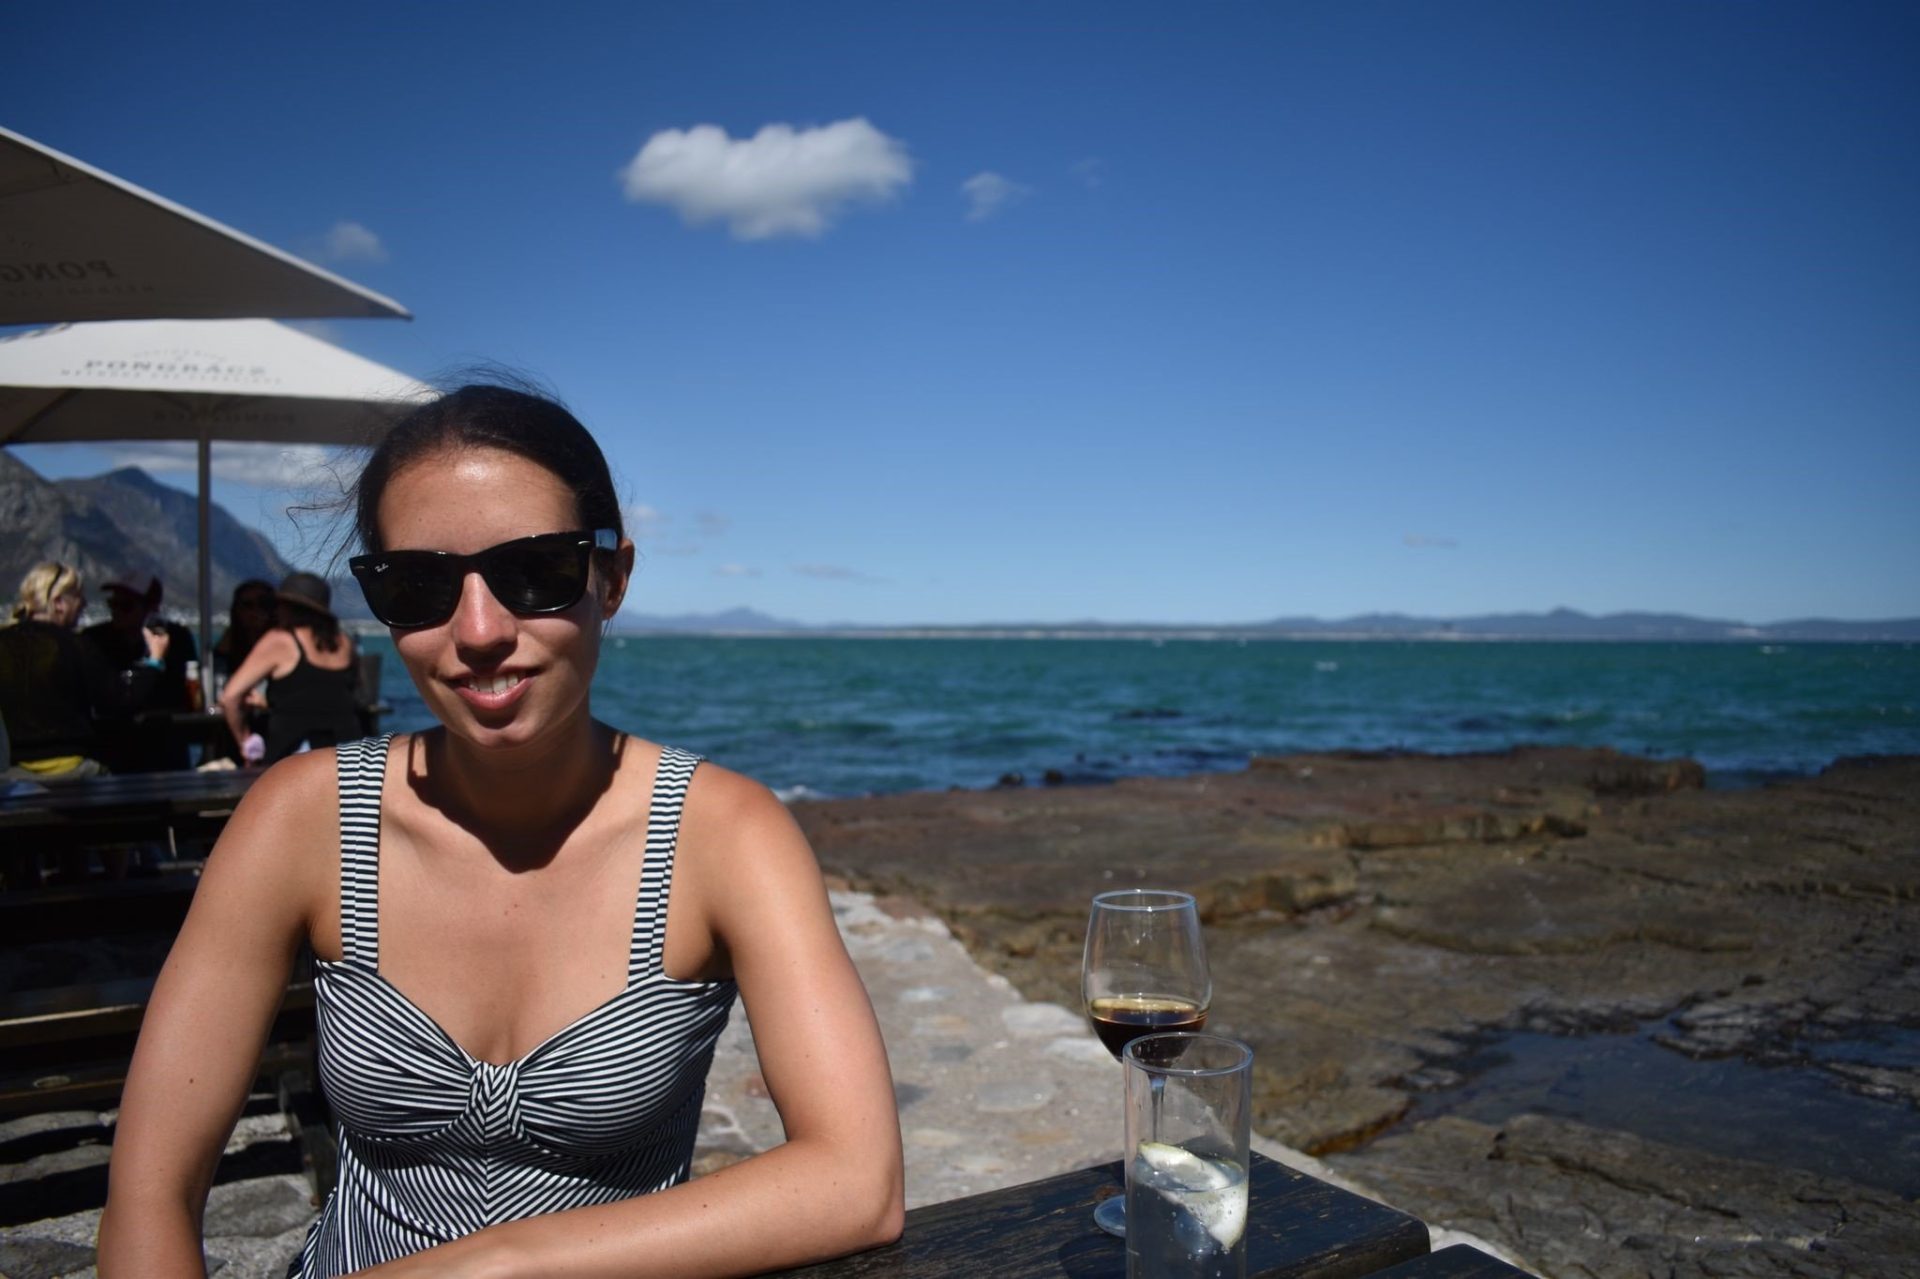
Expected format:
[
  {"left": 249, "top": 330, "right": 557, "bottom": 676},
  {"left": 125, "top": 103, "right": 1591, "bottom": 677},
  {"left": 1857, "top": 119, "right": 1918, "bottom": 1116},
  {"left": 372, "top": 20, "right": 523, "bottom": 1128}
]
[
  {"left": 80, "top": 574, "right": 198, "bottom": 772},
  {"left": 216, "top": 569, "right": 362, "bottom": 765}
]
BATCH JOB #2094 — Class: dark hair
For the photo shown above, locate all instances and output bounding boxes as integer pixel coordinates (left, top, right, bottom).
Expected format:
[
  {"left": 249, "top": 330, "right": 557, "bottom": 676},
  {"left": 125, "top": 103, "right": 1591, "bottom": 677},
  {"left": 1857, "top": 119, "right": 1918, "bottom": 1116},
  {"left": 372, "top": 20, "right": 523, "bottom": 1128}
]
[
  {"left": 354, "top": 383, "right": 624, "bottom": 554},
  {"left": 230, "top": 579, "right": 275, "bottom": 609},
  {"left": 280, "top": 598, "right": 345, "bottom": 653}
]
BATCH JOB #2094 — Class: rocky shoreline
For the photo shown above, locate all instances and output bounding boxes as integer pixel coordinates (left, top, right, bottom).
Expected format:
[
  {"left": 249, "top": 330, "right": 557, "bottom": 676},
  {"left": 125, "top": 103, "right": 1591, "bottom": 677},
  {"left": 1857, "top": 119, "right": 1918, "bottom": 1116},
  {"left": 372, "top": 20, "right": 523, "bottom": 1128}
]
[{"left": 794, "top": 748, "right": 1920, "bottom": 1278}]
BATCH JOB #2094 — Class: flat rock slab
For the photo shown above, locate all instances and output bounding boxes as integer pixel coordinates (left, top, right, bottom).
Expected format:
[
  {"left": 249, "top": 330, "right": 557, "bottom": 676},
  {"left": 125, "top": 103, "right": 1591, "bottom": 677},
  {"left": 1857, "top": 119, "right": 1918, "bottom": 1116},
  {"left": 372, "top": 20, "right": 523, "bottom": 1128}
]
[
  {"left": 1347, "top": 1113, "right": 1920, "bottom": 1279},
  {"left": 800, "top": 749, "right": 1920, "bottom": 1278}
]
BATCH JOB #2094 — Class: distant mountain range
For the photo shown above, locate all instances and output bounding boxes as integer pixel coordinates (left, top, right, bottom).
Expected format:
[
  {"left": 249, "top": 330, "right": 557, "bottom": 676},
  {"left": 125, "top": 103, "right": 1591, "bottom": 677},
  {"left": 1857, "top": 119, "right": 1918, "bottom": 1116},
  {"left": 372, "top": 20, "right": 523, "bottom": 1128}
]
[
  {"left": 615, "top": 605, "right": 1920, "bottom": 642},
  {"left": 3, "top": 457, "right": 1913, "bottom": 641},
  {"left": 0, "top": 454, "right": 369, "bottom": 621}
]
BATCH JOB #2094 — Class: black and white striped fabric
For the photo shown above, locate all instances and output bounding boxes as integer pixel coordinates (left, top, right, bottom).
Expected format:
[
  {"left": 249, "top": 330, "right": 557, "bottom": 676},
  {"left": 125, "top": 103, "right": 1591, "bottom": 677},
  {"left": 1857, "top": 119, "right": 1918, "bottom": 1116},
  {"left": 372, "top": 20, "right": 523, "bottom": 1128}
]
[{"left": 291, "top": 735, "right": 737, "bottom": 1277}]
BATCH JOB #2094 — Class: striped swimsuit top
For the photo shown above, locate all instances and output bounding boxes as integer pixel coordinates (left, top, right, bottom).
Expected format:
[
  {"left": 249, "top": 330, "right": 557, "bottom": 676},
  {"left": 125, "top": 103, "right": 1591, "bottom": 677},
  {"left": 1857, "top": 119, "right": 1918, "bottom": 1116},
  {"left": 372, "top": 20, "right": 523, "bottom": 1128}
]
[{"left": 292, "top": 735, "right": 738, "bottom": 1278}]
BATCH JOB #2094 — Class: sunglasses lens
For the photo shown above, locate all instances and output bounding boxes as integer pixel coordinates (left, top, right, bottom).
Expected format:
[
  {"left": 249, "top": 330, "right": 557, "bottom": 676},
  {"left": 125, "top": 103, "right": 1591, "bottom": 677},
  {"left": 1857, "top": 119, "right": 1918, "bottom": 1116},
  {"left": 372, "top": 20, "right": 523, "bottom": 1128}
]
[
  {"left": 482, "top": 539, "right": 590, "bottom": 613},
  {"left": 356, "top": 555, "right": 460, "bottom": 628}
]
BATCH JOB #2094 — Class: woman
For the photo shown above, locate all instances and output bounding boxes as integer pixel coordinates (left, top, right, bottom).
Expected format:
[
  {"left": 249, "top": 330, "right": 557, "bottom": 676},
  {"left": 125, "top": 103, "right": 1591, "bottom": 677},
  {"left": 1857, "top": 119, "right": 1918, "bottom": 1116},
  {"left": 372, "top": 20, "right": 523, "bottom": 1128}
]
[
  {"left": 208, "top": 579, "right": 277, "bottom": 763},
  {"left": 218, "top": 572, "right": 361, "bottom": 765},
  {"left": 100, "top": 384, "right": 904, "bottom": 1276},
  {"left": 1, "top": 562, "right": 165, "bottom": 781},
  {"left": 1, "top": 563, "right": 164, "bottom": 885}
]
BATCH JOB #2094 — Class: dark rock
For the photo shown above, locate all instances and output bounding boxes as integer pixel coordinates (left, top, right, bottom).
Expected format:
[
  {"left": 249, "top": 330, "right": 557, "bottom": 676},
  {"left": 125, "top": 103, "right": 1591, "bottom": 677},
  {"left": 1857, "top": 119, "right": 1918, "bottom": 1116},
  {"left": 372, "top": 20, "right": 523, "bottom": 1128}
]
[
  {"left": 1339, "top": 1113, "right": 1920, "bottom": 1279},
  {"left": 0, "top": 1234, "right": 95, "bottom": 1279},
  {"left": 202, "top": 1176, "right": 314, "bottom": 1238}
]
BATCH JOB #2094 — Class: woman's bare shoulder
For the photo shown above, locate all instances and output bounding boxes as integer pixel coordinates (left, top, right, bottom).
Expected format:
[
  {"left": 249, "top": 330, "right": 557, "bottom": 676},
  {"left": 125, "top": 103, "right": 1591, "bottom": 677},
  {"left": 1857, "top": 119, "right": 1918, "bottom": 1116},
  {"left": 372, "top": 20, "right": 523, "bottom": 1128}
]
[
  {"left": 681, "top": 758, "right": 795, "bottom": 840},
  {"left": 192, "top": 748, "right": 343, "bottom": 941},
  {"left": 230, "top": 747, "right": 339, "bottom": 834}
]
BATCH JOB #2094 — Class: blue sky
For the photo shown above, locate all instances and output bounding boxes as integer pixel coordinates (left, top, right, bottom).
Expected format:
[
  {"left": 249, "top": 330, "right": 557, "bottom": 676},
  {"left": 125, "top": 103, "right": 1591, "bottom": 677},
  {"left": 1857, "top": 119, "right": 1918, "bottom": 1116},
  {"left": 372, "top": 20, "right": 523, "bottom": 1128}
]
[{"left": 8, "top": 1, "right": 1917, "bottom": 625}]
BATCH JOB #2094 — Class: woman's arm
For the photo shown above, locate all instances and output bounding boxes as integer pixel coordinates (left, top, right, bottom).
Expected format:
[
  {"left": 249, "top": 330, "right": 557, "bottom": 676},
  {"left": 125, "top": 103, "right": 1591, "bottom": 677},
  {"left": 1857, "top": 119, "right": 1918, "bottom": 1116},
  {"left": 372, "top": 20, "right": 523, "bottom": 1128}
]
[
  {"left": 97, "top": 752, "right": 335, "bottom": 1277},
  {"left": 218, "top": 631, "right": 294, "bottom": 761},
  {"left": 361, "top": 767, "right": 904, "bottom": 1279}
]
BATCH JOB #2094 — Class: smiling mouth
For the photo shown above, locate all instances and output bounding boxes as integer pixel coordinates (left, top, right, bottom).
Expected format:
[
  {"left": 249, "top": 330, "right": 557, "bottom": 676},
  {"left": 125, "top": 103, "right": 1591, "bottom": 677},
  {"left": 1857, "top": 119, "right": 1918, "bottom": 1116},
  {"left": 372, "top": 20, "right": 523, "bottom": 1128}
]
[{"left": 457, "top": 673, "right": 524, "bottom": 695}]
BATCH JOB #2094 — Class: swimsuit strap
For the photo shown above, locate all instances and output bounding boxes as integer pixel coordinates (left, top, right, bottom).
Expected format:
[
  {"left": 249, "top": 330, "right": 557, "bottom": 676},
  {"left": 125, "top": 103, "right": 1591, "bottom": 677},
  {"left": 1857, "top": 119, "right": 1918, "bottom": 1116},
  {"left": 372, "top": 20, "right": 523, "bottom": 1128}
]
[
  {"left": 336, "top": 734, "right": 392, "bottom": 966},
  {"left": 628, "top": 746, "right": 703, "bottom": 981}
]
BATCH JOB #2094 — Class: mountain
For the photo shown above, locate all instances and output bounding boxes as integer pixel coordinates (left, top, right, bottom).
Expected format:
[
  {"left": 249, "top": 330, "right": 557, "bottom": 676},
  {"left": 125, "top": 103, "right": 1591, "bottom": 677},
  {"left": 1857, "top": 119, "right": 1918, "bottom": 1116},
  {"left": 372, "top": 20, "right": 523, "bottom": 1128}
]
[
  {"left": 611, "top": 606, "right": 1918, "bottom": 641},
  {"left": 1240, "top": 608, "right": 1920, "bottom": 642},
  {"left": 0, "top": 454, "right": 323, "bottom": 620},
  {"left": 613, "top": 607, "right": 800, "bottom": 633}
]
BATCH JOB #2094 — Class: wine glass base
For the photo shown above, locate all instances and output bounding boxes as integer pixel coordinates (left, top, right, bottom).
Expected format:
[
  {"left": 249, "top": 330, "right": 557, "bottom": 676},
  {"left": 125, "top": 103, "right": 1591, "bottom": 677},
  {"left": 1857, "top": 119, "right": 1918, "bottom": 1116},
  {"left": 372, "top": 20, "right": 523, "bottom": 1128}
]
[{"left": 1093, "top": 1193, "right": 1127, "bottom": 1237}]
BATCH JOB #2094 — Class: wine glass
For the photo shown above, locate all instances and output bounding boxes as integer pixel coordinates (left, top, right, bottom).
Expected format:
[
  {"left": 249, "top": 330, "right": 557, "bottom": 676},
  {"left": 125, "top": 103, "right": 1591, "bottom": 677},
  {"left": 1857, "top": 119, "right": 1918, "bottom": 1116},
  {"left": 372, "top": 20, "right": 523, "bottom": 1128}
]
[{"left": 1082, "top": 888, "right": 1211, "bottom": 1236}]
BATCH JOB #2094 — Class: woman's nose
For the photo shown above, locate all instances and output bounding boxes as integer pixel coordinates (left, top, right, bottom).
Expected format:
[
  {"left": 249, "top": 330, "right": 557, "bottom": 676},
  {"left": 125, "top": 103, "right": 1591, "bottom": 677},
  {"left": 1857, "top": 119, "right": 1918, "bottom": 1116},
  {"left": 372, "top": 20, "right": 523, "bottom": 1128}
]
[{"left": 448, "top": 571, "right": 515, "bottom": 653}]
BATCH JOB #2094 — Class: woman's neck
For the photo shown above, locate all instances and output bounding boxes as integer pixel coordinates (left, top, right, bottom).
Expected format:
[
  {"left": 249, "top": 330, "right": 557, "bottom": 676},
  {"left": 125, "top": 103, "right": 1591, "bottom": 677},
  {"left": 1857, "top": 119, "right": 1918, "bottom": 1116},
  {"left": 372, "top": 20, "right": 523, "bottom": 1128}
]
[{"left": 413, "top": 715, "right": 617, "bottom": 866}]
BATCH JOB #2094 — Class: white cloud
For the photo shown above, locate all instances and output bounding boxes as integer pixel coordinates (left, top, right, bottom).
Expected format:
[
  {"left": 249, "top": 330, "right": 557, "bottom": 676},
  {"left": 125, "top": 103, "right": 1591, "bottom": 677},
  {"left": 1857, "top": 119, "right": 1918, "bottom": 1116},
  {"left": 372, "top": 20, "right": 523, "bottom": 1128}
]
[
  {"left": 100, "top": 441, "right": 337, "bottom": 488},
  {"left": 320, "top": 221, "right": 388, "bottom": 263},
  {"left": 619, "top": 118, "right": 912, "bottom": 240},
  {"left": 790, "top": 562, "right": 886, "bottom": 583},
  {"left": 1069, "top": 157, "right": 1105, "bottom": 189},
  {"left": 714, "top": 563, "right": 761, "bottom": 578},
  {"left": 694, "top": 510, "right": 731, "bottom": 538},
  {"left": 624, "top": 503, "right": 669, "bottom": 534},
  {"left": 961, "top": 171, "right": 1030, "bottom": 222}
]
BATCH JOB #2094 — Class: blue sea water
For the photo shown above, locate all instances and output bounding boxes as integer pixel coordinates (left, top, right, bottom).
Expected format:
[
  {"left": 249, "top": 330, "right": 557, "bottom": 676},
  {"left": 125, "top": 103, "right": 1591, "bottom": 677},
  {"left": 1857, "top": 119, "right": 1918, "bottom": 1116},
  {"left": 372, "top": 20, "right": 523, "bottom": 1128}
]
[{"left": 362, "top": 637, "right": 1920, "bottom": 799}]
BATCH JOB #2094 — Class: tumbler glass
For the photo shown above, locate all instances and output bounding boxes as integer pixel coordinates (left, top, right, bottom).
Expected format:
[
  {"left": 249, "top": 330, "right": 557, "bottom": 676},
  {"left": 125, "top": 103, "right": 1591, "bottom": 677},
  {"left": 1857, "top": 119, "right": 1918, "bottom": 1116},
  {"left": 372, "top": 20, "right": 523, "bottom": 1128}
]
[{"left": 1123, "top": 1032, "right": 1254, "bottom": 1279}]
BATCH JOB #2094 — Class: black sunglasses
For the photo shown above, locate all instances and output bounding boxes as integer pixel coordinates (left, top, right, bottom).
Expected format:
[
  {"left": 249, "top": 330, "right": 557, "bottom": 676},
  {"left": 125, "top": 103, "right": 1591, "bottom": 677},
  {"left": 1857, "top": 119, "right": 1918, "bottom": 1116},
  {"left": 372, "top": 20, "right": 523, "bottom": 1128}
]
[{"left": 349, "top": 529, "right": 618, "bottom": 629}]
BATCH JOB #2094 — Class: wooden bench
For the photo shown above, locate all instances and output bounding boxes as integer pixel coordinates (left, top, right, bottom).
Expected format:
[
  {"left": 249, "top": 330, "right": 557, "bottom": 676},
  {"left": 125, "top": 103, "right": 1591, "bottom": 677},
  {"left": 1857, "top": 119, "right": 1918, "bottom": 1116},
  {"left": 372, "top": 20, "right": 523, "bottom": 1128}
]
[
  {"left": 0, "top": 868, "right": 324, "bottom": 1119},
  {"left": 0, "top": 976, "right": 317, "bottom": 1116}
]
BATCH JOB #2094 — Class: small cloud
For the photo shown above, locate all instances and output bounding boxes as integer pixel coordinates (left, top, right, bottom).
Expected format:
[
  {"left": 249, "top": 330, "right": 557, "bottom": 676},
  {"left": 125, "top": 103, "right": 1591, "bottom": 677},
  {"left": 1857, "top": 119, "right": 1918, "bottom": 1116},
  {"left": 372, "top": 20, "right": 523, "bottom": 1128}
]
[
  {"left": 1403, "top": 534, "right": 1460, "bottom": 550},
  {"left": 100, "top": 441, "right": 334, "bottom": 488},
  {"left": 319, "top": 221, "right": 388, "bottom": 264},
  {"left": 625, "top": 504, "right": 669, "bottom": 536},
  {"left": 790, "top": 562, "right": 887, "bottom": 584},
  {"left": 714, "top": 563, "right": 761, "bottom": 578},
  {"left": 619, "top": 118, "right": 912, "bottom": 241},
  {"left": 961, "top": 171, "right": 1030, "bottom": 222},
  {"left": 694, "top": 510, "right": 731, "bottom": 538},
  {"left": 1069, "top": 157, "right": 1104, "bottom": 188}
]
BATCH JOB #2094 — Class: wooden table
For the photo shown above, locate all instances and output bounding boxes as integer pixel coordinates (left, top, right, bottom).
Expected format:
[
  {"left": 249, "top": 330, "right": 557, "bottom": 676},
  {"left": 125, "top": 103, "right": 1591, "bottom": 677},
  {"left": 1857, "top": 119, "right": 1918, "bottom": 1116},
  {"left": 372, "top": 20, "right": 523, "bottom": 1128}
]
[
  {"left": 769, "top": 1151, "right": 1530, "bottom": 1278},
  {"left": 0, "top": 766, "right": 258, "bottom": 845}
]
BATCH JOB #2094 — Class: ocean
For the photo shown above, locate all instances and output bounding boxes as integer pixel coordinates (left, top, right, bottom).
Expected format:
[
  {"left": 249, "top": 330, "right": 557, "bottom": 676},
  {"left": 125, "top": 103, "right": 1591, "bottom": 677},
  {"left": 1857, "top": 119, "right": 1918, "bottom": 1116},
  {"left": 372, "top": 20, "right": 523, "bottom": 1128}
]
[{"left": 361, "top": 637, "right": 1920, "bottom": 798}]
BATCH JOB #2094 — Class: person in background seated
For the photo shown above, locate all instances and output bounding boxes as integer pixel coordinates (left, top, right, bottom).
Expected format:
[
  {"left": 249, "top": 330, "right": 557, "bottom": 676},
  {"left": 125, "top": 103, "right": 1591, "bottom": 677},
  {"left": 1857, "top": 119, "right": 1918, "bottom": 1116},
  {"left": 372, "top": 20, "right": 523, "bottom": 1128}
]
[
  {"left": 80, "top": 577, "right": 197, "bottom": 772},
  {"left": 101, "top": 382, "right": 903, "bottom": 1276},
  {"left": 217, "top": 572, "right": 361, "bottom": 766},
  {"left": 209, "top": 579, "right": 277, "bottom": 762},
  {"left": 0, "top": 563, "right": 165, "bottom": 885}
]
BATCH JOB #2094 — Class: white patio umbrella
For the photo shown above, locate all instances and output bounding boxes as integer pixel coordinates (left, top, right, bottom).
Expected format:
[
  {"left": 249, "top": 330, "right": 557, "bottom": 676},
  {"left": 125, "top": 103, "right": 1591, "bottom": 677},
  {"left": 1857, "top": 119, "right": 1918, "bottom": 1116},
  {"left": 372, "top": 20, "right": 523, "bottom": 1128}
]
[
  {"left": 0, "top": 318, "right": 435, "bottom": 660},
  {"left": 0, "top": 127, "right": 410, "bottom": 324}
]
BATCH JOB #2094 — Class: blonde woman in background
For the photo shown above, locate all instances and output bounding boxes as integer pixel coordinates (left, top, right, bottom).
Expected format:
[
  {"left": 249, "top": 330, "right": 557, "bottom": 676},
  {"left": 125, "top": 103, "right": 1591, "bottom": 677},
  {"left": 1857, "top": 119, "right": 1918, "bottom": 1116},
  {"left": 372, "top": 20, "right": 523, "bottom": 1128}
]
[
  {"left": 1, "top": 561, "right": 167, "bottom": 780},
  {"left": 0, "top": 562, "right": 166, "bottom": 885}
]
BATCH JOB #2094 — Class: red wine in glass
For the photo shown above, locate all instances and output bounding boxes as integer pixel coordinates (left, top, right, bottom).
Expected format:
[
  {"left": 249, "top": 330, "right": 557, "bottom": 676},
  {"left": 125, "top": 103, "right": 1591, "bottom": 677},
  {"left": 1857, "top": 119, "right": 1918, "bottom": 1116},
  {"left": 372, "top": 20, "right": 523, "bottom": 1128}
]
[{"left": 1082, "top": 890, "right": 1212, "bottom": 1237}]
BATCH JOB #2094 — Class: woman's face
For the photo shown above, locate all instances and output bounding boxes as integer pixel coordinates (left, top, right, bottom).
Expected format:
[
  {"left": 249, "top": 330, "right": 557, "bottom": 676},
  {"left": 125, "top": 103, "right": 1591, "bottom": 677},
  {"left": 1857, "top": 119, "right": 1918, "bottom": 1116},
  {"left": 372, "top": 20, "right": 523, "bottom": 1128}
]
[
  {"left": 46, "top": 585, "right": 85, "bottom": 629},
  {"left": 378, "top": 446, "right": 629, "bottom": 754},
  {"left": 232, "top": 589, "right": 274, "bottom": 632}
]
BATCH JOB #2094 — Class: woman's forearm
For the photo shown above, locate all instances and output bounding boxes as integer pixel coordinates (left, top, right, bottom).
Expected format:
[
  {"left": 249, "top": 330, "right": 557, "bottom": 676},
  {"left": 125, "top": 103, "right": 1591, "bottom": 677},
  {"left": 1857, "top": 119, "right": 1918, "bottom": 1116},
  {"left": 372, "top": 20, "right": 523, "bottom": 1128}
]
[
  {"left": 218, "top": 692, "right": 249, "bottom": 760},
  {"left": 359, "top": 1132, "right": 903, "bottom": 1279},
  {"left": 98, "top": 1196, "right": 212, "bottom": 1278}
]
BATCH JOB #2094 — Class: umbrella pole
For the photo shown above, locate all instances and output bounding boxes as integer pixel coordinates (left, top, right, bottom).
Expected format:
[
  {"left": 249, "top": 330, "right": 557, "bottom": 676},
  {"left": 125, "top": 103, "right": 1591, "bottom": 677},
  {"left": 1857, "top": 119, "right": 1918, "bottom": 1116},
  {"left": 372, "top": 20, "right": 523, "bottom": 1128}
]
[{"left": 198, "top": 431, "right": 213, "bottom": 693}]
